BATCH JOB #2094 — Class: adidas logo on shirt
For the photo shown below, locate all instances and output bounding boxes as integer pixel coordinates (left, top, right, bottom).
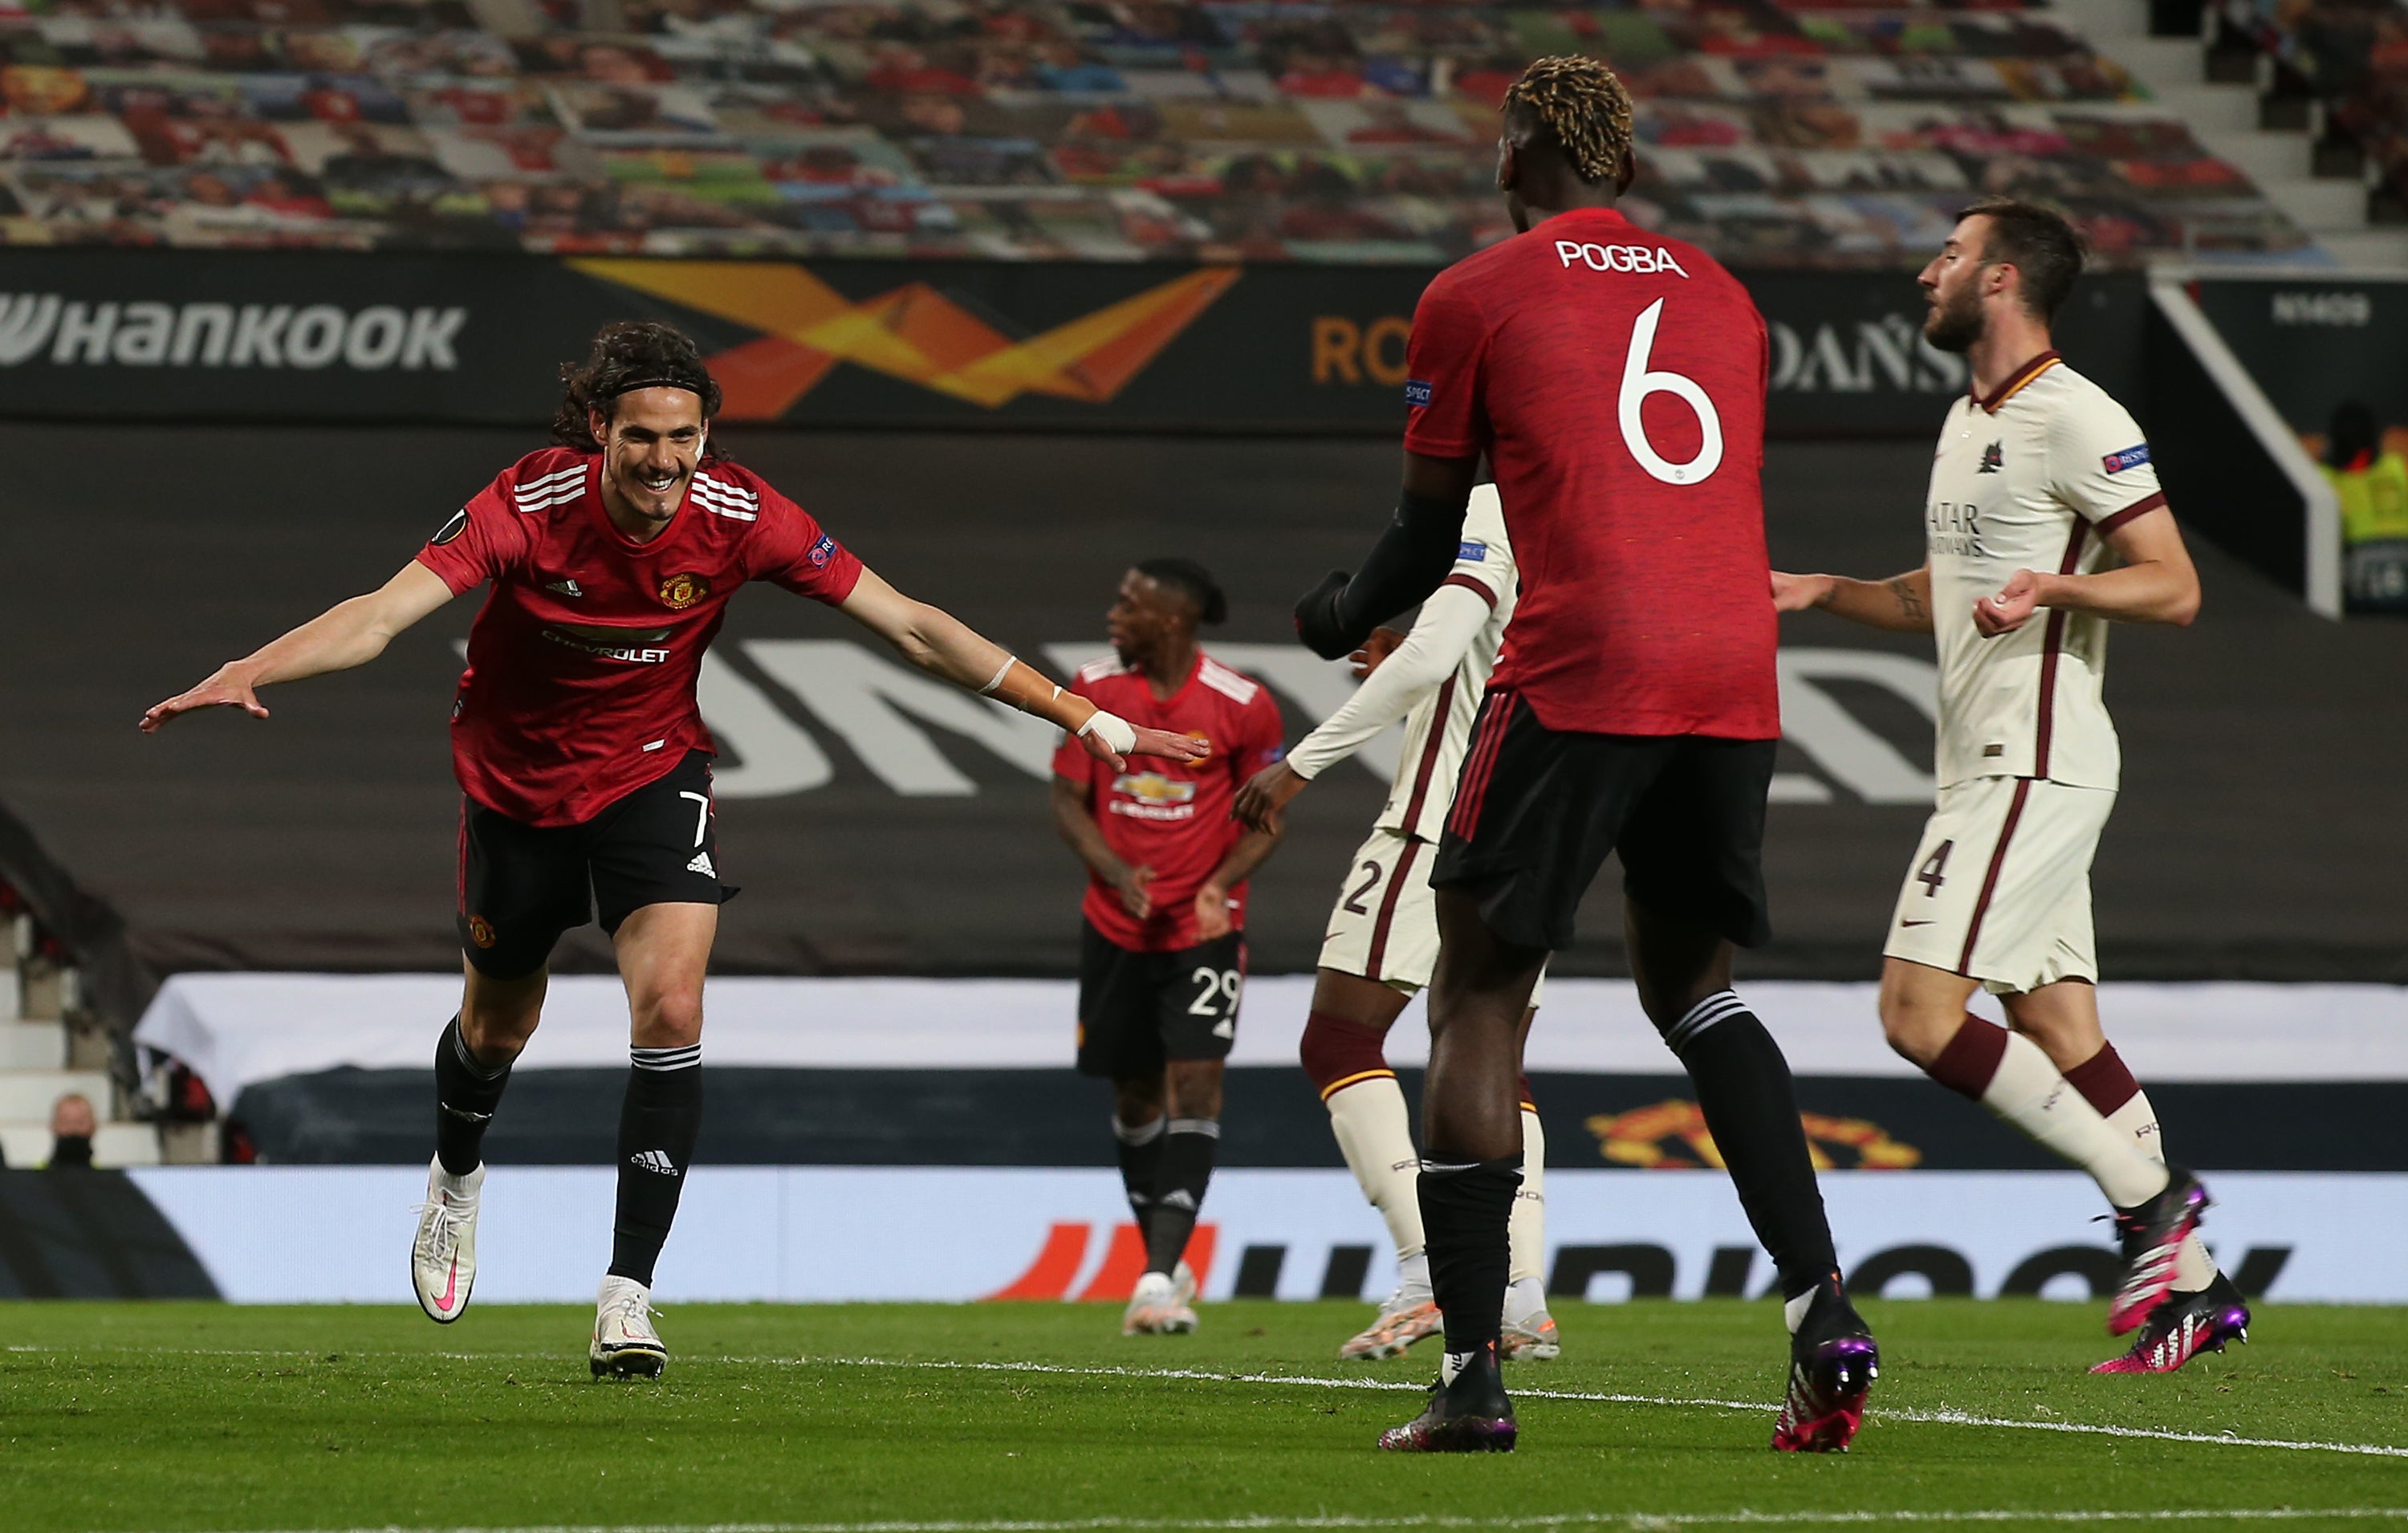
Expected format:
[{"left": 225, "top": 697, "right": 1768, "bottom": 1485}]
[
  {"left": 686, "top": 852, "right": 715, "bottom": 877},
  {"left": 545, "top": 579, "right": 584, "bottom": 596},
  {"left": 628, "top": 1149, "right": 681, "bottom": 1176}
]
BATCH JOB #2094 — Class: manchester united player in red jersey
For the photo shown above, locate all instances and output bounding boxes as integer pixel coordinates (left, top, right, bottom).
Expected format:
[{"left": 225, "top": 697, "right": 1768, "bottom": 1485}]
[
  {"left": 1292, "top": 58, "right": 1874, "bottom": 1453},
  {"left": 142, "top": 322, "right": 1205, "bottom": 1376},
  {"left": 1051, "top": 559, "right": 1287, "bottom": 1336}
]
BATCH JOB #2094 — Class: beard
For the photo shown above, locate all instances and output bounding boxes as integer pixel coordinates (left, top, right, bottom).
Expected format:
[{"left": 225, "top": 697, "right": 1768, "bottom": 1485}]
[{"left": 1922, "top": 284, "right": 1985, "bottom": 353}]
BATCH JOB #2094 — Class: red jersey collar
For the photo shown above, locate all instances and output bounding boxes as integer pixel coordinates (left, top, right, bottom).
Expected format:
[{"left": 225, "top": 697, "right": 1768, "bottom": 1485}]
[
  {"left": 1117, "top": 648, "right": 1202, "bottom": 706},
  {"left": 1533, "top": 205, "right": 1631, "bottom": 235},
  {"left": 1973, "top": 350, "right": 2060, "bottom": 414}
]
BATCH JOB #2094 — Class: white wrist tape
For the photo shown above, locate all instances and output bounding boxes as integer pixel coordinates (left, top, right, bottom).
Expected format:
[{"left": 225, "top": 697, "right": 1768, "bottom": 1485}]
[
  {"left": 978, "top": 655, "right": 1017, "bottom": 696},
  {"left": 1077, "top": 710, "right": 1137, "bottom": 755}
]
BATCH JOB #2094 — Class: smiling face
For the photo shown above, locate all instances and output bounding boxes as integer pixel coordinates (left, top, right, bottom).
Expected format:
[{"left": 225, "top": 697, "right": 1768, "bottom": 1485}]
[
  {"left": 591, "top": 385, "right": 706, "bottom": 529},
  {"left": 1918, "top": 214, "right": 1997, "bottom": 354}
]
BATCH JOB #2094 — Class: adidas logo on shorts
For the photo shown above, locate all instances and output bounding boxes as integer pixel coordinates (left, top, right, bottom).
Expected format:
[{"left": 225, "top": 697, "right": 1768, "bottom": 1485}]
[{"left": 686, "top": 852, "right": 715, "bottom": 877}]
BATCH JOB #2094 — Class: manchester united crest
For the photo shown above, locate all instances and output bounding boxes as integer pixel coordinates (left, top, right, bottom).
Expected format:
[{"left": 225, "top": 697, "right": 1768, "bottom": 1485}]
[
  {"left": 467, "top": 915, "right": 497, "bottom": 949},
  {"left": 658, "top": 572, "right": 710, "bottom": 610}
]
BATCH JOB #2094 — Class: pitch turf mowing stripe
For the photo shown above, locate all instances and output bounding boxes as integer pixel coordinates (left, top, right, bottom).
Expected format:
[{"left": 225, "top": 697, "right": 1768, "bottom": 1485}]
[
  {"left": 18, "top": 1344, "right": 2405, "bottom": 1461},
  {"left": 128, "top": 1511, "right": 2408, "bottom": 1533}
]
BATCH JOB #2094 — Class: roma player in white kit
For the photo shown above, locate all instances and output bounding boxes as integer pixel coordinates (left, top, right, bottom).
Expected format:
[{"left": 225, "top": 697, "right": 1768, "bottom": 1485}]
[
  {"left": 1776, "top": 198, "right": 2247, "bottom": 1374},
  {"left": 1236, "top": 489, "right": 1555, "bottom": 1364}
]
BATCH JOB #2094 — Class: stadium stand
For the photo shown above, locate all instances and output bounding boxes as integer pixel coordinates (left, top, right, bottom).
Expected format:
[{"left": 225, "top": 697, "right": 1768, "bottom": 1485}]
[
  {"left": 0, "top": 0, "right": 2329, "bottom": 265},
  {"left": 2060, "top": 0, "right": 2408, "bottom": 261},
  {"left": 2211, "top": 0, "right": 2408, "bottom": 235},
  {"left": 0, "top": 885, "right": 158, "bottom": 1169}
]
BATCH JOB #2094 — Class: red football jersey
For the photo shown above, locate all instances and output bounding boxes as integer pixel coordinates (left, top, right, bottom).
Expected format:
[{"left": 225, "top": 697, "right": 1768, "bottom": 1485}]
[
  {"left": 1051, "top": 651, "right": 1287, "bottom": 953},
  {"left": 415, "top": 447, "right": 864, "bottom": 826},
  {"left": 1404, "top": 206, "right": 1780, "bottom": 741}
]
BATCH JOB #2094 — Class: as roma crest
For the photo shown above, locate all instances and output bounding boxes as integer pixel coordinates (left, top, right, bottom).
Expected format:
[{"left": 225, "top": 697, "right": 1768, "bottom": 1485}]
[{"left": 658, "top": 572, "right": 710, "bottom": 610}]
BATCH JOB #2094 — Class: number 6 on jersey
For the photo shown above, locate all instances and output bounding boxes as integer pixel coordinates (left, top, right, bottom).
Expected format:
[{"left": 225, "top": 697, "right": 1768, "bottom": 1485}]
[{"left": 1621, "top": 299, "right": 1724, "bottom": 487}]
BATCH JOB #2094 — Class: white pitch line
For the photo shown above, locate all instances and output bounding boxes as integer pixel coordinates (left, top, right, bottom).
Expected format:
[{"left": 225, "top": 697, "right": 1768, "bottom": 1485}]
[
  {"left": 15, "top": 1345, "right": 2405, "bottom": 1461},
  {"left": 130, "top": 1510, "right": 2408, "bottom": 1533},
  {"left": 803, "top": 1355, "right": 2408, "bottom": 1462}
]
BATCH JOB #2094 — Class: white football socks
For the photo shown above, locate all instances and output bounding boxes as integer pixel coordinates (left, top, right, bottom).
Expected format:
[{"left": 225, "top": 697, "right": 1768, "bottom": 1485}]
[
  {"left": 1329, "top": 1076, "right": 1553, "bottom": 1311},
  {"left": 1503, "top": 1276, "right": 1548, "bottom": 1327},
  {"left": 2106, "top": 1087, "right": 2219, "bottom": 1291},
  {"left": 1325, "top": 1076, "right": 1427, "bottom": 1288},
  {"left": 1509, "top": 1106, "right": 1545, "bottom": 1288},
  {"left": 1983, "top": 1031, "right": 2170, "bottom": 1210}
]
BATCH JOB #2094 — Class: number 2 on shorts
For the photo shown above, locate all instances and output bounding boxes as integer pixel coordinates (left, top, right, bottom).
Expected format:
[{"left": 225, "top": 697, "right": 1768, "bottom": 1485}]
[{"left": 1341, "top": 859, "right": 1383, "bottom": 916}]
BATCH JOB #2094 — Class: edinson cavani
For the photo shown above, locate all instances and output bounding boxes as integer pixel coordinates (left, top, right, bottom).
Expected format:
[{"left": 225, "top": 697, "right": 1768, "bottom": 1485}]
[{"left": 143, "top": 320, "right": 1208, "bottom": 1377}]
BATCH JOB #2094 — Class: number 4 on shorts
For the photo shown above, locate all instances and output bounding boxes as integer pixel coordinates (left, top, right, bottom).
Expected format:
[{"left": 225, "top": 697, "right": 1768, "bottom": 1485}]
[{"left": 1916, "top": 840, "right": 1953, "bottom": 896}]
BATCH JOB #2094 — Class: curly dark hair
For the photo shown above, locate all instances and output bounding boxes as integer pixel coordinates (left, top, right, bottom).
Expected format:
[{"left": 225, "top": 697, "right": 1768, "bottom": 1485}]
[
  {"left": 1503, "top": 55, "right": 1635, "bottom": 186},
  {"left": 551, "top": 320, "right": 723, "bottom": 453}
]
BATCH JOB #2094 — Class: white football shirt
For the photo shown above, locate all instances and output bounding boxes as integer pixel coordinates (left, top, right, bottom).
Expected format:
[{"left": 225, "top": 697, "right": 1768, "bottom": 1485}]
[
  {"left": 1286, "top": 486, "right": 1519, "bottom": 841},
  {"left": 1923, "top": 352, "right": 2166, "bottom": 791}
]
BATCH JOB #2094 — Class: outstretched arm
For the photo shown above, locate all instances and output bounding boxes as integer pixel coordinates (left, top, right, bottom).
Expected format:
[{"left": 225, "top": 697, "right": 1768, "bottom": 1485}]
[
  {"left": 140, "top": 561, "right": 456, "bottom": 731},
  {"left": 1293, "top": 451, "right": 1482, "bottom": 659},
  {"left": 1973, "top": 508, "right": 2199, "bottom": 636},
  {"left": 1772, "top": 566, "right": 1934, "bottom": 634},
  {"left": 1235, "top": 578, "right": 1491, "bottom": 834},
  {"left": 839, "top": 568, "right": 1206, "bottom": 771}
]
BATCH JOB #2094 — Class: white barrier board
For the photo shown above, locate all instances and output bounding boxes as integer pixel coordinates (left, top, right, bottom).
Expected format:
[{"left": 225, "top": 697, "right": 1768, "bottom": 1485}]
[
  {"left": 130, "top": 1165, "right": 2403, "bottom": 1305},
  {"left": 136, "top": 974, "right": 2408, "bottom": 1108}
]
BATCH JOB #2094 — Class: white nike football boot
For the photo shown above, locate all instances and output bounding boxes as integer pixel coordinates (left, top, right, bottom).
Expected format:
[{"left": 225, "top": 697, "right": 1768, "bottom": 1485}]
[
  {"left": 1122, "top": 1270, "right": 1199, "bottom": 1335},
  {"left": 591, "top": 1275, "right": 668, "bottom": 1380},
  {"left": 410, "top": 1157, "right": 484, "bottom": 1324}
]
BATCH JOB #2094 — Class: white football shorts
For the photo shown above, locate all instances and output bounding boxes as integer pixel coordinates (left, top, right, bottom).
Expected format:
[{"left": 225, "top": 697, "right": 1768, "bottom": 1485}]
[
  {"left": 1319, "top": 826, "right": 1548, "bottom": 1003},
  {"left": 1883, "top": 775, "right": 2116, "bottom": 994}
]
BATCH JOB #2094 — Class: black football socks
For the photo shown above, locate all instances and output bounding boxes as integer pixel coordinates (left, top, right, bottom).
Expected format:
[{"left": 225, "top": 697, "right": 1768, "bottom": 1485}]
[
  {"left": 433, "top": 1015, "right": 511, "bottom": 1177},
  {"left": 1143, "top": 1118, "right": 1220, "bottom": 1275},
  {"left": 609, "top": 1043, "right": 704, "bottom": 1287},
  {"left": 1112, "top": 1113, "right": 1166, "bottom": 1248},
  {"left": 1661, "top": 991, "right": 1841, "bottom": 1300},
  {"left": 1418, "top": 1156, "right": 1521, "bottom": 1359}
]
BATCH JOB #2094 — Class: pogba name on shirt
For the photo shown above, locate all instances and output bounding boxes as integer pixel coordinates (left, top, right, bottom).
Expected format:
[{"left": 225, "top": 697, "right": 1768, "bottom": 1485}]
[
  {"left": 1052, "top": 652, "right": 1287, "bottom": 953},
  {"left": 414, "top": 446, "right": 864, "bottom": 827}
]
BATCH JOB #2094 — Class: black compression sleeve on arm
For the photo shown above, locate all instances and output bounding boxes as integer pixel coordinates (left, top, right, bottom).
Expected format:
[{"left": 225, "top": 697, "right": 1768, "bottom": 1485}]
[{"left": 1293, "top": 488, "right": 1470, "bottom": 660}]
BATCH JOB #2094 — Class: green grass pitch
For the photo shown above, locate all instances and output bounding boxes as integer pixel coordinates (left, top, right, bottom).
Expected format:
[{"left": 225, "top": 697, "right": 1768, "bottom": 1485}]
[{"left": 3, "top": 1300, "right": 2403, "bottom": 1532}]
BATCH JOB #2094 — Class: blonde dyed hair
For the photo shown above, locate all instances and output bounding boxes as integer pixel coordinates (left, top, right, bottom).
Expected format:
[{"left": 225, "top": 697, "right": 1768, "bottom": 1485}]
[{"left": 1501, "top": 54, "right": 1635, "bottom": 185}]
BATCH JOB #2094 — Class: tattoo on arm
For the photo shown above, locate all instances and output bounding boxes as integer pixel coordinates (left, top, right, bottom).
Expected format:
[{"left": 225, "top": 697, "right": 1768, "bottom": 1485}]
[{"left": 1887, "top": 576, "right": 1925, "bottom": 623}]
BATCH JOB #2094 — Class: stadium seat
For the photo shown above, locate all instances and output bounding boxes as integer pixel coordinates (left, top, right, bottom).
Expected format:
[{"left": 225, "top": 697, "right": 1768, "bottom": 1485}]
[{"left": 0, "top": 0, "right": 2321, "bottom": 263}]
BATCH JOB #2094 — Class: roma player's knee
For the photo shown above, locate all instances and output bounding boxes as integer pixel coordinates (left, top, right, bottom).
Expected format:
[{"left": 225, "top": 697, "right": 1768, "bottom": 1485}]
[{"left": 1878, "top": 958, "right": 1975, "bottom": 1067}]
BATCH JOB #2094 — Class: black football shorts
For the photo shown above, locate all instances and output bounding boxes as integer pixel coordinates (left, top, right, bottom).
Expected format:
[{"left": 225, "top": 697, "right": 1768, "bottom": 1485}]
[
  {"left": 1076, "top": 921, "right": 1246, "bottom": 1080},
  {"left": 1431, "top": 689, "right": 1776, "bottom": 954},
  {"left": 456, "top": 749, "right": 735, "bottom": 978}
]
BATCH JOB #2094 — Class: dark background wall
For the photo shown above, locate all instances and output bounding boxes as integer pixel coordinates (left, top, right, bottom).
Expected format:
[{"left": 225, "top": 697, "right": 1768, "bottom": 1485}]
[{"left": 5, "top": 424, "right": 2402, "bottom": 982}]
